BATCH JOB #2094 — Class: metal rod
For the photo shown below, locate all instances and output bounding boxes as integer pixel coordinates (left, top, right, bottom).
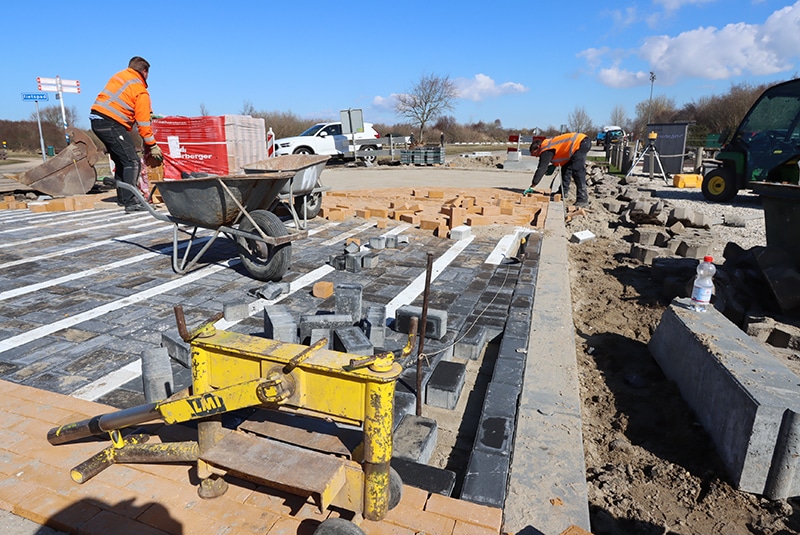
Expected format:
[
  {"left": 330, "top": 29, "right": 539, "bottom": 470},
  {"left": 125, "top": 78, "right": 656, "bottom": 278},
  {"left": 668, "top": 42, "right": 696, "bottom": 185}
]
[
  {"left": 416, "top": 252, "right": 434, "bottom": 417},
  {"left": 47, "top": 404, "right": 160, "bottom": 445}
]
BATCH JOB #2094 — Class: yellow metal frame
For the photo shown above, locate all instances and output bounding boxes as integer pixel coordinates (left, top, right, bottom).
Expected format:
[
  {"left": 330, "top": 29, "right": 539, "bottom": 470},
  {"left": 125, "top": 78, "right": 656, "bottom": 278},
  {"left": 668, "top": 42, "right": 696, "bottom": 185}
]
[{"left": 187, "top": 328, "right": 402, "bottom": 521}]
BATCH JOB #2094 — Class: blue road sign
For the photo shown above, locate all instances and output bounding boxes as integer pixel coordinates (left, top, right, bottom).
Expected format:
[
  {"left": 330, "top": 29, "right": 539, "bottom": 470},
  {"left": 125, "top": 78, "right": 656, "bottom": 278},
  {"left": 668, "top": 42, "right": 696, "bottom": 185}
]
[{"left": 21, "top": 92, "right": 49, "bottom": 102}]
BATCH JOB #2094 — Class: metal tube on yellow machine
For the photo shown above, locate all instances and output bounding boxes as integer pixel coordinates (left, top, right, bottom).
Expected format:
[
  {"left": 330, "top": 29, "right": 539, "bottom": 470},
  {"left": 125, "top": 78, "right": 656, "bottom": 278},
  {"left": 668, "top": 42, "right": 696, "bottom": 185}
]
[
  {"left": 361, "top": 357, "right": 396, "bottom": 521},
  {"left": 47, "top": 403, "right": 160, "bottom": 445}
]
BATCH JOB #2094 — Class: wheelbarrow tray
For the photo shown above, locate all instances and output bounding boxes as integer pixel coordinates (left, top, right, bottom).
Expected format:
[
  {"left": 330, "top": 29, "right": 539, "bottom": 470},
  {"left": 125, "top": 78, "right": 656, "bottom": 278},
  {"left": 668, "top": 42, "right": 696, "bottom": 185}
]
[
  {"left": 156, "top": 172, "right": 296, "bottom": 228},
  {"left": 242, "top": 154, "right": 330, "bottom": 196}
]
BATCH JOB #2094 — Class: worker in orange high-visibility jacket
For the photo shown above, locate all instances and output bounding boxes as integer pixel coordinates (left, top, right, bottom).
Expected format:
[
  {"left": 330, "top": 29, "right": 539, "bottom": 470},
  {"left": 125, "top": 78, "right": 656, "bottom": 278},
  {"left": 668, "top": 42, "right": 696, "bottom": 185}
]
[
  {"left": 524, "top": 132, "right": 592, "bottom": 208},
  {"left": 90, "top": 56, "right": 162, "bottom": 213}
]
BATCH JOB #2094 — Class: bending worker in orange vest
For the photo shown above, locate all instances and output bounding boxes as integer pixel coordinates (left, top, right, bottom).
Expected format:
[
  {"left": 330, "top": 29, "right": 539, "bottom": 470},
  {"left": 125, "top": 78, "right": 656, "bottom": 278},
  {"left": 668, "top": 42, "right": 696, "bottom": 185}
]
[
  {"left": 90, "top": 56, "right": 163, "bottom": 213},
  {"left": 524, "top": 132, "right": 591, "bottom": 208}
]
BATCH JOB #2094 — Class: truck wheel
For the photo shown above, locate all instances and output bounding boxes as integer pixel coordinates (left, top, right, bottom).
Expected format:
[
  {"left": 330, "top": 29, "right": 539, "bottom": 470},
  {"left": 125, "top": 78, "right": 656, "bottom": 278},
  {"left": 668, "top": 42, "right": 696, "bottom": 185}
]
[
  {"left": 360, "top": 145, "right": 377, "bottom": 164},
  {"left": 293, "top": 147, "right": 314, "bottom": 155},
  {"left": 702, "top": 168, "right": 738, "bottom": 202},
  {"left": 235, "top": 209, "right": 291, "bottom": 281},
  {"left": 293, "top": 191, "right": 322, "bottom": 219}
]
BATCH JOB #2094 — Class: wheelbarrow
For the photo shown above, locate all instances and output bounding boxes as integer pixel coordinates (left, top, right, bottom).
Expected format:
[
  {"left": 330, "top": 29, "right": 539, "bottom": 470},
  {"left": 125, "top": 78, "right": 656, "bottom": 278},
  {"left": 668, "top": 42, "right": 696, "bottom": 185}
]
[{"left": 117, "top": 169, "right": 305, "bottom": 282}]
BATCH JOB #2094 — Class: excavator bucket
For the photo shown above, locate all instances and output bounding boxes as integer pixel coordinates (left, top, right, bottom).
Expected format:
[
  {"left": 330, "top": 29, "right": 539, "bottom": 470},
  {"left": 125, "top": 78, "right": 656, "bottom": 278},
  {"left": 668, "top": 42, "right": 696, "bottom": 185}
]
[{"left": 12, "top": 128, "right": 104, "bottom": 196}]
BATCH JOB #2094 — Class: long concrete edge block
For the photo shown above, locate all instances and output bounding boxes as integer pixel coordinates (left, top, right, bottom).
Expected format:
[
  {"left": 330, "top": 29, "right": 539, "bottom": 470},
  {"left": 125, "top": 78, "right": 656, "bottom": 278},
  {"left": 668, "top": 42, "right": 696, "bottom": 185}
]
[
  {"left": 648, "top": 298, "right": 800, "bottom": 498},
  {"left": 503, "top": 201, "right": 591, "bottom": 534}
]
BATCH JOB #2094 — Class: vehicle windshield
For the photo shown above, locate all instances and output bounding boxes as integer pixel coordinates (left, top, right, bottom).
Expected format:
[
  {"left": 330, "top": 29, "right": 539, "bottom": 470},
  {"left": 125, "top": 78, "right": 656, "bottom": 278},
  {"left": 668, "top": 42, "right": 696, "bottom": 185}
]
[
  {"left": 298, "top": 124, "right": 325, "bottom": 137},
  {"left": 737, "top": 83, "right": 800, "bottom": 142}
]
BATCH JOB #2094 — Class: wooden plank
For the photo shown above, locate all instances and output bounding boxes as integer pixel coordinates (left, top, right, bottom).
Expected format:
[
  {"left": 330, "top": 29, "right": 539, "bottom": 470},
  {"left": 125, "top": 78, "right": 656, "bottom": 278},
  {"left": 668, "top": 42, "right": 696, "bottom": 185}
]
[{"left": 201, "top": 431, "right": 349, "bottom": 511}]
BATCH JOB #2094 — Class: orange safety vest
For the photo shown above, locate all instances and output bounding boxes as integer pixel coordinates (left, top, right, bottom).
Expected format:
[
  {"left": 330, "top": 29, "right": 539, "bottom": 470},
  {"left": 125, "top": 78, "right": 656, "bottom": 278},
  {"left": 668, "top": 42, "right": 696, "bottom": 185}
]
[
  {"left": 91, "top": 68, "right": 156, "bottom": 146},
  {"left": 540, "top": 133, "right": 587, "bottom": 166}
]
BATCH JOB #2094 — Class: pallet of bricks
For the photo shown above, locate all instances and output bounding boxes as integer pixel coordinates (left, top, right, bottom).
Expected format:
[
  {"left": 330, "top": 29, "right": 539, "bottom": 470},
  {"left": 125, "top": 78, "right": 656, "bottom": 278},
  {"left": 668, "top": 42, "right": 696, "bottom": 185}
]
[{"left": 400, "top": 145, "right": 445, "bottom": 165}]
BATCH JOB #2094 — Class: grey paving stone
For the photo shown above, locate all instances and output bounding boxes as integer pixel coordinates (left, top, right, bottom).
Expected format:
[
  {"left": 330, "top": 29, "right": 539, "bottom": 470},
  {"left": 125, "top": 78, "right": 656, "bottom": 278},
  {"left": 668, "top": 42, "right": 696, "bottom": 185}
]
[
  {"left": 264, "top": 304, "right": 298, "bottom": 343},
  {"left": 390, "top": 457, "right": 456, "bottom": 497},
  {"left": 335, "top": 282, "right": 363, "bottom": 322},
  {"left": 460, "top": 449, "right": 511, "bottom": 507},
  {"left": 395, "top": 305, "right": 448, "bottom": 340},
  {"left": 333, "top": 326, "right": 373, "bottom": 356},
  {"left": 426, "top": 360, "right": 466, "bottom": 410},
  {"left": 393, "top": 414, "right": 438, "bottom": 464}
]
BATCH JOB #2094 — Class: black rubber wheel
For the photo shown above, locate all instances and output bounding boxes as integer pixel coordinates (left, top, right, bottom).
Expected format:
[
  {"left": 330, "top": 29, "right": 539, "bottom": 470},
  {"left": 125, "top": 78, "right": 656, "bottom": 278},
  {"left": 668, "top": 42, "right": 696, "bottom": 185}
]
[
  {"left": 313, "top": 518, "right": 365, "bottom": 535},
  {"left": 389, "top": 467, "right": 403, "bottom": 510},
  {"left": 294, "top": 191, "right": 322, "bottom": 219},
  {"left": 702, "top": 167, "right": 738, "bottom": 202},
  {"left": 360, "top": 145, "right": 377, "bottom": 164},
  {"left": 293, "top": 147, "right": 314, "bottom": 155},
  {"left": 235, "top": 209, "right": 291, "bottom": 281}
]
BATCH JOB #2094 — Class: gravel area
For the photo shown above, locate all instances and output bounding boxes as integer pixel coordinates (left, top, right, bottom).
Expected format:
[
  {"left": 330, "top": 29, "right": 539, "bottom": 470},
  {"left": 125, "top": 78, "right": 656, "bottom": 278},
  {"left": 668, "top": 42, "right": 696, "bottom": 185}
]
[{"left": 638, "top": 175, "right": 767, "bottom": 258}]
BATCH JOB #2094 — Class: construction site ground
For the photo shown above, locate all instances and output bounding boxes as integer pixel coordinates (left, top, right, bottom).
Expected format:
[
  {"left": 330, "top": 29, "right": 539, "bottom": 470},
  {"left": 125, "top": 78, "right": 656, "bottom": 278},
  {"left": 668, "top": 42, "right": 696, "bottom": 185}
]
[{"left": 1, "top": 150, "right": 798, "bottom": 535}]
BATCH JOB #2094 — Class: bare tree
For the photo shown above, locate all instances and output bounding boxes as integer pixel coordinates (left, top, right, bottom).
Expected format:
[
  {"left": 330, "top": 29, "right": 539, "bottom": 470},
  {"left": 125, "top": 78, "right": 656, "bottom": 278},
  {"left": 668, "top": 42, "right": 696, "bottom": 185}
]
[
  {"left": 240, "top": 100, "right": 256, "bottom": 116},
  {"left": 29, "top": 105, "right": 79, "bottom": 128},
  {"left": 567, "top": 106, "right": 594, "bottom": 134},
  {"left": 609, "top": 104, "right": 629, "bottom": 130},
  {"left": 199, "top": 102, "right": 210, "bottom": 116},
  {"left": 633, "top": 95, "right": 677, "bottom": 140},
  {"left": 394, "top": 74, "right": 458, "bottom": 142}
]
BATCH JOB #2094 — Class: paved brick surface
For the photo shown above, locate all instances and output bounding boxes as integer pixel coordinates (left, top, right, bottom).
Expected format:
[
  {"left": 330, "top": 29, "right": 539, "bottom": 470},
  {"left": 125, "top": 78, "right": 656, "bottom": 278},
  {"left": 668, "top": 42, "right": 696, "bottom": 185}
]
[
  {"left": 0, "top": 203, "right": 535, "bottom": 533},
  {"left": 0, "top": 182, "right": 592, "bottom": 533}
]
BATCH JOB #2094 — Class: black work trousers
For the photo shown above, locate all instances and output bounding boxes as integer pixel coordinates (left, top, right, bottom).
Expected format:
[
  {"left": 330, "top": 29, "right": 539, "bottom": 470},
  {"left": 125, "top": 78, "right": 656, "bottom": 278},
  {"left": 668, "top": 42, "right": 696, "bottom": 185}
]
[
  {"left": 561, "top": 136, "right": 592, "bottom": 204},
  {"left": 91, "top": 117, "right": 141, "bottom": 207}
]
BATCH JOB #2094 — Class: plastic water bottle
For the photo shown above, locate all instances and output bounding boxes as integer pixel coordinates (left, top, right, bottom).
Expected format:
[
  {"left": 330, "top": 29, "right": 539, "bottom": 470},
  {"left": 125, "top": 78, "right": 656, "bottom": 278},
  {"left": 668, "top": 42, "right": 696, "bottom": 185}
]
[{"left": 690, "top": 256, "right": 716, "bottom": 312}]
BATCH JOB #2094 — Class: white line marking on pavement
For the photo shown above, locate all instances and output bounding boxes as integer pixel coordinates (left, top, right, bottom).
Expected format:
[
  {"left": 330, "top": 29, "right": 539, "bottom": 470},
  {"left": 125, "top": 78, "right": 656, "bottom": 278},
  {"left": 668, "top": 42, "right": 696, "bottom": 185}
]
[
  {"left": 0, "top": 259, "right": 235, "bottom": 355},
  {"left": 0, "top": 214, "right": 157, "bottom": 249},
  {"left": 71, "top": 360, "right": 142, "bottom": 401},
  {"left": 72, "top": 264, "right": 337, "bottom": 400},
  {"left": 385, "top": 235, "right": 475, "bottom": 319},
  {"left": 320, "top": 222, "right": 375, "bottom": 246},
  {"left": 0, "top": 210, "right": 134, "bottom": 234},
  {"left": 0, "top": 236, "right": 208, "bottom": 301},
  {"left": 0, "top": 224, "right": 166, "bottom": 271},
  {"left": 485, "top": 227, "right": 532, "bottom": 265}
]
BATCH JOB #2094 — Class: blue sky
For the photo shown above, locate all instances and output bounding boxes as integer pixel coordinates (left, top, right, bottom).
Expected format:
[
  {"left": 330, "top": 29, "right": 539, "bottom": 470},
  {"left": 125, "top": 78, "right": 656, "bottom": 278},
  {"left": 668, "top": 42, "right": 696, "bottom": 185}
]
[{"left": 2, "top": 0, "right": 799, "bottom": 135}]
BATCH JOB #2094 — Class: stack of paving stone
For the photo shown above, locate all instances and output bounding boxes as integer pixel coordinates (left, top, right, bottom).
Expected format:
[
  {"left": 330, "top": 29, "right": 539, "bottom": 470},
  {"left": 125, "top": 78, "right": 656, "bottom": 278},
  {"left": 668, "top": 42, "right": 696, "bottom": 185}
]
[{"left": 321, "top": 188, "right": 549, "bottom": 236}]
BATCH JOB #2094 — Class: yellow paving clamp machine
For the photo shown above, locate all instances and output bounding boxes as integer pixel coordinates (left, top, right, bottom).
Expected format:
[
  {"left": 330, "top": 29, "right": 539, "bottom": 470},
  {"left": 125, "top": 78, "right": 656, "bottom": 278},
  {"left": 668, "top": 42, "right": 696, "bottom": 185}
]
[{"left": 48, "top": 307, "right": 413, "bottom": 534}]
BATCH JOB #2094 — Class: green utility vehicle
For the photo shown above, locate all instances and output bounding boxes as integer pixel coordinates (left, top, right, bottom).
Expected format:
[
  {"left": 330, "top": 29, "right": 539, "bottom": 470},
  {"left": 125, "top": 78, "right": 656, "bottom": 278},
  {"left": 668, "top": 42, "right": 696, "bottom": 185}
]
[{"left": 702, "top": 78, "right": 800, "bottom": 202}]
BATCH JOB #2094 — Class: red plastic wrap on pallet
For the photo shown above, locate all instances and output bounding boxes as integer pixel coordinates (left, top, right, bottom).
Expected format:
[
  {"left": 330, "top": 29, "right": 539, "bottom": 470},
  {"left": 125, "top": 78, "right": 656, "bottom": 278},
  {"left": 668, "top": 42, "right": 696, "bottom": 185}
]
[{"left": 152, "top": 116, "right": 229, "bottom": 179}]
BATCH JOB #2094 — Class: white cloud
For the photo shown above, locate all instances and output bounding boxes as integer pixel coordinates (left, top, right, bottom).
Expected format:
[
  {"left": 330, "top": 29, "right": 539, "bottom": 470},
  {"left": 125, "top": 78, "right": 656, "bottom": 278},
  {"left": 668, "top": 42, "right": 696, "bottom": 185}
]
[
  {"left": 597, "top": 65, "right": 652, "bottom": 88},
  {"left": 585, "top": 1, "right": 800, "bottom": 87},
  {"left": 455, "top": 74, "right": 528, "bottom": 102},
  {"left": 372, "top": 94, "right": 399, "bottom": 110}
]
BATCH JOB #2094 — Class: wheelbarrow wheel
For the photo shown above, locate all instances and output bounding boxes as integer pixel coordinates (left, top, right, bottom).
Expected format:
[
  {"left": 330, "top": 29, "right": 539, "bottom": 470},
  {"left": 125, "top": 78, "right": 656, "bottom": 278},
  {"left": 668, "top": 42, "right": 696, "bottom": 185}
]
[
  {"left": 294, "top": 191, "right": 322, "bottom": 219},
  {"left": 313, "top": 518, "right": 364, "bottom": 535},
  {"left": 235, "top": 209, "right": 291, "bottom": 282}
]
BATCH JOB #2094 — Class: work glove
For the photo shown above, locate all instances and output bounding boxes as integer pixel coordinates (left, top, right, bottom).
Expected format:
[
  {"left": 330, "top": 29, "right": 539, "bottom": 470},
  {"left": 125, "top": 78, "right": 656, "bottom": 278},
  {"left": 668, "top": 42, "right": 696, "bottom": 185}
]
[
  {"left": 523, "top": 187, "right": 535, "bottom": 195},
  {"left": 148, "top": 144, "right": 163, "bottom": 162}
]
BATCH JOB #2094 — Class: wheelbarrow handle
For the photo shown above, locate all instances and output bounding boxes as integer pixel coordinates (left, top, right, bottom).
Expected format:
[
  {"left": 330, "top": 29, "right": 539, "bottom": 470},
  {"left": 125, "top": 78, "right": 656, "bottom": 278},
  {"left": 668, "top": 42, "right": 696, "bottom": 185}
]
[{"left": 114, "top": 180, "right": 171, "bottom": 222}]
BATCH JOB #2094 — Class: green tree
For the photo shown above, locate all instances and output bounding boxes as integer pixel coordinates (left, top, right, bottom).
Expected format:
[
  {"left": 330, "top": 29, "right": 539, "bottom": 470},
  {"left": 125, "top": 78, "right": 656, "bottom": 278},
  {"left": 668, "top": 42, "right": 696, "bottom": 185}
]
[{"left": 394, "top": 74, "right": 458, "bottom": 143}]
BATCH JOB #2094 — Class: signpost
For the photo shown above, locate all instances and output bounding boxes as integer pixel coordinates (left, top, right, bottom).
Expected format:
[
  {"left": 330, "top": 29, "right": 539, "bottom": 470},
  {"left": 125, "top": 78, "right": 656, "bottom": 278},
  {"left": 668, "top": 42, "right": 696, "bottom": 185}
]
[
  {"left": 37, "top": 76, "right": 80, "bottom": 144},
  {"left": 21, "top": 92, "right": 50, "bottom": 162},
  {"left": 340, "top": 108, "right": 365, "bottom": 160}
]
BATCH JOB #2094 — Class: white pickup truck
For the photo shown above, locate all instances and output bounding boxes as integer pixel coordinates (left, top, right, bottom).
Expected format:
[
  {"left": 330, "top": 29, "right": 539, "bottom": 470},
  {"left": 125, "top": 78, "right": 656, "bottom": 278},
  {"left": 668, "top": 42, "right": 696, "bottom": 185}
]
[{"left": 274, "top": 122, "right": 382, "bottom": 163}]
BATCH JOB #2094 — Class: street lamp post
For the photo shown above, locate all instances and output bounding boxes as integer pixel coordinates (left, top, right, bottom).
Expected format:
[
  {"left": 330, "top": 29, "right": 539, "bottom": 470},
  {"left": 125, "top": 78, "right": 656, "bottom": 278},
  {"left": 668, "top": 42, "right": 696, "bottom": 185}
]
[{"left": 647, "top": 71, "right": 656, "bottom": 125}]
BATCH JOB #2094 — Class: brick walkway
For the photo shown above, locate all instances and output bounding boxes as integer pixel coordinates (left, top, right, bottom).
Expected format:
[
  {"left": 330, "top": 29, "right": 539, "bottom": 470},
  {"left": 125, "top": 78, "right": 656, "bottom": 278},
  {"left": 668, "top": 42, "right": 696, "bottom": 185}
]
[{"left": 0, "top": 379, "right": 503, "bottom": 534}]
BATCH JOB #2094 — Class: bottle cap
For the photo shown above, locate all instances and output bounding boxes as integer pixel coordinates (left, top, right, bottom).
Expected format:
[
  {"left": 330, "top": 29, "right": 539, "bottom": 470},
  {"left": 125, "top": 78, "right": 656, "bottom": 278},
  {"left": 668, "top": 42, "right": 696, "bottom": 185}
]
[{"left": 703, "top": 255, "right": 713, "bottom": 262}]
